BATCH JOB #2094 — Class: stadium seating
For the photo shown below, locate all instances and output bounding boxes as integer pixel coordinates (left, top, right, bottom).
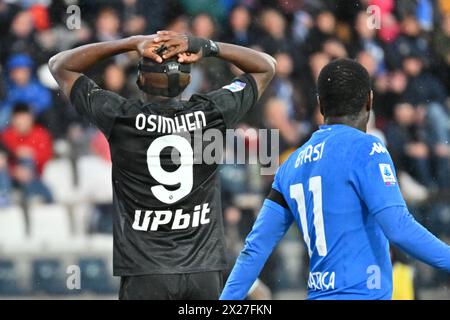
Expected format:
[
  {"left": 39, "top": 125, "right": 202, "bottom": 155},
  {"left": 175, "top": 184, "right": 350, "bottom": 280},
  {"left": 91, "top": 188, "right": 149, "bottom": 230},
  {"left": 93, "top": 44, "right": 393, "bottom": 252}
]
[
  {"left": 77, "top": 155, "right": 113, "bottom": 204},
  {"left": 0, "top": 195, "right": 115, "bottom": 296},
  {"left": 78, "top": 258, "right": 114, "bottom": 293},
  {"left": 72, "top": 203, "right": 94, "bottom": 236},
  {"left": 32, "top": 258, "right": 67, "bottom": 294},
  {"left": 0, "top": 206, "right": 27, "bottom": 253},
  {"left": 42, "top": 158, "right": 80, "bottom": 205},
  {"left": 28, "top": 204, "right": 83, "bottom": 253},
  {"left": 0, "top": 260, "right": 23, "bottom": 295}
]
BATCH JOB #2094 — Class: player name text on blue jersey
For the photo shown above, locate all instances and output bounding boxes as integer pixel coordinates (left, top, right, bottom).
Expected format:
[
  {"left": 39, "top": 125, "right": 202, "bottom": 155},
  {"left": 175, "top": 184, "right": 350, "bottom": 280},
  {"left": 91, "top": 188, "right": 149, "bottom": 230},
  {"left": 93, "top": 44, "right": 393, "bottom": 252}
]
[{"left": 295, "top": 142, "right": 325, "bottom": 167}]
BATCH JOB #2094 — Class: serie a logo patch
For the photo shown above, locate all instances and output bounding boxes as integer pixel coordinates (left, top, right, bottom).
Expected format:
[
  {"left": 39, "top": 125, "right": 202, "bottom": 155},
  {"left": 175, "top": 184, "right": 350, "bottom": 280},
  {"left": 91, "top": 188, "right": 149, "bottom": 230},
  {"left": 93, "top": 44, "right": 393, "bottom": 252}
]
[
  {"left": 223, "top": 80, "right": 246, "bottom": 92},
  {"left": 379, "top": 163, "right": 396, "bottom": 186}
]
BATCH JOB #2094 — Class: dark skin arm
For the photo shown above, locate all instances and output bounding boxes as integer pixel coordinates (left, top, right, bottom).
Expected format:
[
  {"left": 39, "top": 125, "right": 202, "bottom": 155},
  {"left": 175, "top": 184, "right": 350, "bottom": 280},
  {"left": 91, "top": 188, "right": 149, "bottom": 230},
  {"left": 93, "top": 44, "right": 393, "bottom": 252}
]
[
  {"left": 48, "top": 35, "right": 163, "bottom": 98},
  {"left": 153, "top": 31, "right": 277, "bottom": 99}
]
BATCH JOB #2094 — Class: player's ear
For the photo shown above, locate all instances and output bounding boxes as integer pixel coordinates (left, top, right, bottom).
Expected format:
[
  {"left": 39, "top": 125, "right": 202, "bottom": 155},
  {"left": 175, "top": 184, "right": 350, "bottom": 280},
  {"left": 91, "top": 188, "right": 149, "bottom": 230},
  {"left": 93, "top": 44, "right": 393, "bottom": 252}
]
[
  {"left": 317, "top": 95, "right": 324, "bottom": 116},
  {"left": 366, "top": 90, "right": 373, "bottom": 112}
]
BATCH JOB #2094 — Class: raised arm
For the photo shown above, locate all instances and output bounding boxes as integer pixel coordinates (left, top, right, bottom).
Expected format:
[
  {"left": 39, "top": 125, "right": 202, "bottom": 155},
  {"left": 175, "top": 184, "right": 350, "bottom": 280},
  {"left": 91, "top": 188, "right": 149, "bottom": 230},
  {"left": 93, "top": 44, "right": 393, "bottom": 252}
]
[
  {"left": 212, "top": 42, "right": 276, "bottom": 98},
  {"left": 153, "top": 31, "right": 276, "bottom": 98},
  {"left": 48, "top": 35, "right": 162, "bottom": 98}
]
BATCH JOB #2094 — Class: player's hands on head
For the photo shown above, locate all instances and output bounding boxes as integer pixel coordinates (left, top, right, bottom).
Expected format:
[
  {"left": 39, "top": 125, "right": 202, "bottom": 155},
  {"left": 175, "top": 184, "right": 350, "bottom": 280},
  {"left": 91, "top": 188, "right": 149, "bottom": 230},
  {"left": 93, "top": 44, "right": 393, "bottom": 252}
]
[
  {"left": 135, "top": 30, "right": 205, "bottom": 64},
  {"left": 153, "top": 30, "right": 203, "bottom": 64},
  {"left": 133, "top": 35, "right": 164, "bottom": 63},
  {"left": 176, "top": 52, "right": 202, "bottom": 64}
]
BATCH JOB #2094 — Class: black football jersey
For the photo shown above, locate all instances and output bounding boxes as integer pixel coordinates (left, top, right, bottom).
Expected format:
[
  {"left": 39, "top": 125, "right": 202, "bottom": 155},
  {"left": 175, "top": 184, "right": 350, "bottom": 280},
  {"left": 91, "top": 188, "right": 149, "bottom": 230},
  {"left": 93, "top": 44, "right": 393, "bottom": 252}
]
[{"left": 70, "top": 73, "right": 258, "bottom": 275}]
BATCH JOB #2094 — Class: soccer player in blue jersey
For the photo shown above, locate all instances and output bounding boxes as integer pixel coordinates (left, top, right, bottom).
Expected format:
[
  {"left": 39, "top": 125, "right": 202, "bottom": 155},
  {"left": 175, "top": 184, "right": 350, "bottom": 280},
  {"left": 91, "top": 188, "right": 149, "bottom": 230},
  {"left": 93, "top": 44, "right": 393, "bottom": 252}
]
[{"left": 220, "top": 59, "right": 450, "bottom": 300}]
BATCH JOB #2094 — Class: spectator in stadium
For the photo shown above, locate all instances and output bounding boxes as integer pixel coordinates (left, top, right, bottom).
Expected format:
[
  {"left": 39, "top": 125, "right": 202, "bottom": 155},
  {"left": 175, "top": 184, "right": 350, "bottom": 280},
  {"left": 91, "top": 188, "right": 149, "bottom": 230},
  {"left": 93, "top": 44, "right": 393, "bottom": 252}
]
[
  {"left": 357, "top": 51, "right": 378, "bottom": 79},
  {"left": 1, "top": 103, "right": 53, "bottom": 176},
  {"left": 352, "top": 10, "right": 386, "bottom": 74},
  {"left": 415, "top": 0, "right": 433, "bottom": 31},
  {"left": 304, "top": 10, "right": 336, "bottom": 54},
  {"left": 308, "top": 51, "right": 330, "bottom": 84},
  {"left": 322, "top": 38, "right": 348, "bottom": 60},
  {"left": 295, "top": 51, "right": 330, "bottom": 118},
  {"left": 0, "top": 54, "right": 52, "bottom": 129},
  {"left": 101, "top": 63, "right": 129, "bottom": 97},
  {"left": 377, "top": 11, "right": 400, "bottom": 44},
  {"left": 13, "top": 156, "right": 53, "bottom": 203},
  {"left": 191, "top": 13, "right": 217, "bottom": 39},
  {"left": 433, "top": 13, "right": 450, "bottom": 91},
  {"left": 385, "top": 15, "right": 430, "bottom": 69},
  {"left": 373, "top": 70, "right": 408, "bottom": 122},
  {"left": 265, "top": 52, "right": 307, "bottom": 122},
  {"left": 0, "top": 10, "right": 39, "bottom": 65},
  {"left": 1, "top": 103, "right": 53, "bottom": 202},
  {"left": 257, "top": 8, "right": 292, "bottom": 54},
  {"left": 264, "top": 97, "right": 302, "bottom": 153},
  {"left": 291, "top": 9, "right": 314, "bottom": 44},
  {"left": 222, "top": 5, "right": 254, "bottom": 47},
  {"left": 121, "top": 0, "right": 148, "bottom": 37},
  {"left": 93, "top": 7, "right": 122, "bottom": 43},
  {"left": 166, "top": 15, "right": 190, "bottom": 34},
  {"left": 401, "top": 54, "right": 450, "bottom": 188},
  {"left": 385, "top": 102, "right": 433, "bottom": 188},
  {"left": 402, "top": 52, "right": 448, "bottom": 106},
  {"left": 0, "top": 0, "right": 20, "bottom": 46}
]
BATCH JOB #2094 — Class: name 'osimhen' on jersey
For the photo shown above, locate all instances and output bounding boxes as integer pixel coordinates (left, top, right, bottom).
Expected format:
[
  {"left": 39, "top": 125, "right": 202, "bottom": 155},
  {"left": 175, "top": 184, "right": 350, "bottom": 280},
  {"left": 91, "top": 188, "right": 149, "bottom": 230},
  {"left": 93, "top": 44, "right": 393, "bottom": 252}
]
[{"left": 70, "top": 73, "right": 258, "bottom": 276}]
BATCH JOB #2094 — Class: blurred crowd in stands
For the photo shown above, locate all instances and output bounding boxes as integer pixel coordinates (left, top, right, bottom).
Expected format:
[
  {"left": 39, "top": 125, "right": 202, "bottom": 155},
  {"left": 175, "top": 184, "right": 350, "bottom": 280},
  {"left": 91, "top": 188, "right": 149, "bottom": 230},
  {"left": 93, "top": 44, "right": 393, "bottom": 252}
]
[{"left": 0, "top": 0, "right": 449, "bottom": 297}]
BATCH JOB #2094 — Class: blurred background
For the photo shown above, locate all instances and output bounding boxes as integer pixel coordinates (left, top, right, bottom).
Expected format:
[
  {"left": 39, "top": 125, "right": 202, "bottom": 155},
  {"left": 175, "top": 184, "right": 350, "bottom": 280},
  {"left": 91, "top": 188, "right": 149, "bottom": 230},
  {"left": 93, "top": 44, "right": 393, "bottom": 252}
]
[{"left": 0, "top": 0, "right": 449, "bottom": 299}]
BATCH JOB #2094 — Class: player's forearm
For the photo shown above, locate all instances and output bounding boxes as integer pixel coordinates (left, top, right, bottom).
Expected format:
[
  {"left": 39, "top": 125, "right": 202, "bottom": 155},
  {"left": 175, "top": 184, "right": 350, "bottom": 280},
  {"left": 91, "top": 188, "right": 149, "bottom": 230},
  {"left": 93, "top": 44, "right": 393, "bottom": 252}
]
[
  {"left": 375, "top": 206, "right": 450, "bottom": 271},
  {"left": 49, "top": 36, "right": 147, "bottom": 98},
  {"left": 220, "top": 200, "right": 292, "bottom": 299},
  {"left": 49, "top": 37, "right": 137, "bottom": 75},
  {"left": 221, "top": 250, "right": 266, "bottom": 300}
]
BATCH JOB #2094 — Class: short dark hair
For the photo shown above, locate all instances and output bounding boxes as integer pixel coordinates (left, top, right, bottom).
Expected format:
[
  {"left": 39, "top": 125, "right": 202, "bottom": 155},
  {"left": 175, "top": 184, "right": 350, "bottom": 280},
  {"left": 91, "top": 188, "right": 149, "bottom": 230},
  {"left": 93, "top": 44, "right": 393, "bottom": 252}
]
[
  {"left": 12, "top": 102, "right": 31, "bottom": 115},
  {"left": 318, "top": 58, "right": 371, "bottom": 118}
]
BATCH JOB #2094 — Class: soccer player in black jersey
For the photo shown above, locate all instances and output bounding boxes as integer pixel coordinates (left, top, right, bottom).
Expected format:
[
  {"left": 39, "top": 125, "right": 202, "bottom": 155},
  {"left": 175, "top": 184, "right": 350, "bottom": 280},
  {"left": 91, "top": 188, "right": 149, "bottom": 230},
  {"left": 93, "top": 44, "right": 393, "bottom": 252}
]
[{"left": 48, "top": 31, "right": 275, "bottom": 299}]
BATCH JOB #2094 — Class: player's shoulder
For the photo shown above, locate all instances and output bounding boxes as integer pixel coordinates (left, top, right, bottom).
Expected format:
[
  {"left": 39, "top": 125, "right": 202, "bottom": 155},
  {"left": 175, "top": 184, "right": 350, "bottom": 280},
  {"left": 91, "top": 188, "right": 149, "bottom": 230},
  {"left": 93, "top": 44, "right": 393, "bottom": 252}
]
[
  {"left": 275, "top": 145, "right": 304, "bottom": 179},
  {"left": 179, "top": 97, "right": 219, "bottom": 120},
  {"left": 73, "top": 75, "right": 127, "bottom": 102},
  {"left": 190, "top": 74, "right": 255, "bottom": 101},
  {"left": 349, "top": 133, "right": 392, "bottom": 171},
  {"left": 353, "top": 133, "right": 388, "bottom": 157}
]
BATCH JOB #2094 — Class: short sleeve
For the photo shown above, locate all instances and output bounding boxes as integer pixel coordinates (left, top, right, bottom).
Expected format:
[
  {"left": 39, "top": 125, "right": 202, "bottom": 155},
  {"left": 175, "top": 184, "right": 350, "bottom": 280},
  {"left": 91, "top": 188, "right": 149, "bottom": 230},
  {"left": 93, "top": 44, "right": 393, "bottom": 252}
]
[
  {"left": 350, "top": 135, "right": 406, "bottom": 214},
  {"left": 205, "top": 73, "right": 258, "bottom": 128},
  {"left": 70, "top": 75, "right": 125, "bottom": 138}
]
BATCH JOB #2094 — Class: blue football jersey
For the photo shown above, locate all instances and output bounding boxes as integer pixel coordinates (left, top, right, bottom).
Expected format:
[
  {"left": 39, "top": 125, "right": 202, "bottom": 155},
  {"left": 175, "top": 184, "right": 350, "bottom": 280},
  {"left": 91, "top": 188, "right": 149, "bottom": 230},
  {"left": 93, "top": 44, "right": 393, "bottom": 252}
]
[{"left": 273, "top": 124, "right": 406, "bottom": 299}]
